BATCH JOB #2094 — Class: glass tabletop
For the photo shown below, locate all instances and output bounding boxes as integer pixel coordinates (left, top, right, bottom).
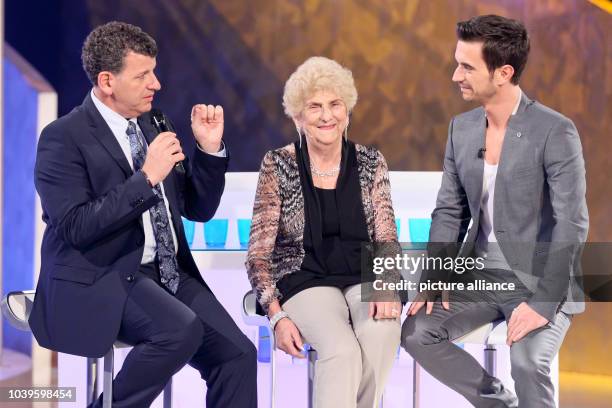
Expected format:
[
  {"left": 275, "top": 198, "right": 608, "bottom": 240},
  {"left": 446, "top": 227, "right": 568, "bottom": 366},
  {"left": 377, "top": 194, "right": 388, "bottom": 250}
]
[{"left": 190, "top": 246, "right": 247, "bottom": 252}]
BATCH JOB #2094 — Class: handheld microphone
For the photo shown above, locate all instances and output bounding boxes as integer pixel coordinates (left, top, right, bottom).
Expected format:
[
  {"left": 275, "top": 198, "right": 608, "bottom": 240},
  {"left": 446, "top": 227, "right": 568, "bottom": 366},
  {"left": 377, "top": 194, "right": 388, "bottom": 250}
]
[
  {"left": 477, "top": 147, "right": 487, "bottom": 159},
  {"left": 150, "top": 109, "right": 185, "bottom": 174}
]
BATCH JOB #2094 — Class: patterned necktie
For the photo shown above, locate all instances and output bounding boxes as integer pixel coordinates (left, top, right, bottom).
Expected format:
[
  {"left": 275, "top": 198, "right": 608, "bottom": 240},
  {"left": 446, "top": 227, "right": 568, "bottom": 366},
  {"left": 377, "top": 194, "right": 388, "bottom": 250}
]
[{"left": 126, "top": 121, "right": 179, "bottom": 293}]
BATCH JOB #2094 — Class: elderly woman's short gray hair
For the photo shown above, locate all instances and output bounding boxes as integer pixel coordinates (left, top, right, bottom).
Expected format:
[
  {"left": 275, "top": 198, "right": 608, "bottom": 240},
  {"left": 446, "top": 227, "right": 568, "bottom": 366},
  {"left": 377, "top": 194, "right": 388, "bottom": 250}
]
[{"left": 282, "top": 56, "right": 358, "bottom": 119}]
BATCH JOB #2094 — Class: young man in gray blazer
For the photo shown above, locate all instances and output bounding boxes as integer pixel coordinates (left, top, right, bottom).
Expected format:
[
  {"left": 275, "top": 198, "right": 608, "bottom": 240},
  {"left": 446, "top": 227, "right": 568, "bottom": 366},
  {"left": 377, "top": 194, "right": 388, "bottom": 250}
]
[{"left": 401, "top": 15, "right": 588, "bottom": 407}]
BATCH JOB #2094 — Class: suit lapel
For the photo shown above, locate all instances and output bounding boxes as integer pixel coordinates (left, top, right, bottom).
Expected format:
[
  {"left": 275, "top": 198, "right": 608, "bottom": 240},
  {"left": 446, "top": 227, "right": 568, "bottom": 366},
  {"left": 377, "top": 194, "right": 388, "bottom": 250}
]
[
  {"left": 83, "top": 94, "right": 132, "bottom": 177},
  {"left": 137, "top": 114, "right": 158, "bottom": 145},
  {"left": 458, "top": 112, "right": 486, "bottom": 217},
  {"left": 496, "top": 93, "right": 533, "bottom": 186}
]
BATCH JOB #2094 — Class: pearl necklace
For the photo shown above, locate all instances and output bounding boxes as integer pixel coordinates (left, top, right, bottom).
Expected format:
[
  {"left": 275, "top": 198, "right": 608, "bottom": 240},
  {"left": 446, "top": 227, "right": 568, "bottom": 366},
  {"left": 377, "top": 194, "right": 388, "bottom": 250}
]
[{"left": 310, "top": 163, "right": 340, "bottom": 177}]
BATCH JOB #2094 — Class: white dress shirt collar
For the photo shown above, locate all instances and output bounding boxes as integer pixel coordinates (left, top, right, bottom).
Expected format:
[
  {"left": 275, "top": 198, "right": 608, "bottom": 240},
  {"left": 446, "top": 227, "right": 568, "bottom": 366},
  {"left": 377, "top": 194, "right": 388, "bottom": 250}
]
[{"left": 90, "top": 89, "right": 136, "bottom": 132}]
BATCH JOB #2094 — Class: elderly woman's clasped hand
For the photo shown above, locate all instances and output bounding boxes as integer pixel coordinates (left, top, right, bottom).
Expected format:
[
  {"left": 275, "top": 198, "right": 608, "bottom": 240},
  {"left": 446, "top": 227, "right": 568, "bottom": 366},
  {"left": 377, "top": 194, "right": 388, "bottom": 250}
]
[
  {"left": 369, "top": 301, "right": 403, "bottom": 319},
  {"left": 274, "top": 316, "right": 306, "bottom": 359}
]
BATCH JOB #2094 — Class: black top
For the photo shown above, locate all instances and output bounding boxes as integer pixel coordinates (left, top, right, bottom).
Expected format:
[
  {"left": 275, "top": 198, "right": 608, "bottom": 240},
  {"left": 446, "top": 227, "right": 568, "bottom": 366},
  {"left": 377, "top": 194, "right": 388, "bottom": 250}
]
[
  {"left": 319, "top": 187, "right": 340, "bottom": 237},
  {"left": 277, "top": 182, "right": 365, "bottom": 304},
  {"left": 276, "top": 139, "right": 371, "bottom": 305}
]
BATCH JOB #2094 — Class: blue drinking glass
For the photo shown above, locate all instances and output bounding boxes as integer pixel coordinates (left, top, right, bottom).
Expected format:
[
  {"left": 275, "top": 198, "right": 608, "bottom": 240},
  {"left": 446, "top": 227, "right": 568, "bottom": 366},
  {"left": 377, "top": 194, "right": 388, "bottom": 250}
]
[
  {"left": 237, "top": 219, "right": 252, "bottom": 249},
  {"left": 181, "top": 217, "right": 195, "bottom": 248},
  {"left": 408, "top": 218, "right": 432, "bottom": 243},
  {"left": 203, "top": 219, "right": 228, "bottom": 248},
  {"left": 257, "top": 326, "right": 271, "bottom": 363}
]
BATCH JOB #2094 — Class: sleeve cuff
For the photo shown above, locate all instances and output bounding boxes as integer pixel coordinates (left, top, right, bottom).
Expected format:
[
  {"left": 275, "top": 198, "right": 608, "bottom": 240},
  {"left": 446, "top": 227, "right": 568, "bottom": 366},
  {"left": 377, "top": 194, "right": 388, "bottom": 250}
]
[
  {"left": 527, "top": 300, "right": 559, "bottom": 323},
  {"left": 197, "top": 140, "right": 227, "bottom": 157}
]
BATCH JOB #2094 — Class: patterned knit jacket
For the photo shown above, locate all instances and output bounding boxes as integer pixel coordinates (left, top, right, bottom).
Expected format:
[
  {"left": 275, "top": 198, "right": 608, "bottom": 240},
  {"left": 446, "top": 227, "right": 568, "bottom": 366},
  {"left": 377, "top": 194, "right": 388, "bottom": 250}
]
[{"left": 246, "top": 143, "right": 399, "bottom": 312}]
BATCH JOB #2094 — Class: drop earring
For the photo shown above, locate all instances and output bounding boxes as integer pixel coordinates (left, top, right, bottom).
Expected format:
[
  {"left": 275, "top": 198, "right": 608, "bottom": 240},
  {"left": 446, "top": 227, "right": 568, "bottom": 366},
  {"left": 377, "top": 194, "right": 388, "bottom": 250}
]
[
  {"left": 344, "top": 119, "right": 349, "bottom": 142},
  {"left": 296, "top": 126, "right": 302, "bottom": 148}
]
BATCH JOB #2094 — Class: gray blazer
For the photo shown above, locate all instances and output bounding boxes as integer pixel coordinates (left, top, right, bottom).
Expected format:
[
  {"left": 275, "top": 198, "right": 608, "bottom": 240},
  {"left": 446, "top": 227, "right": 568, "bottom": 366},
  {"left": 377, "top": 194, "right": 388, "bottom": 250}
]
[{"left": 429, "top": 92, "right": 589, "bottom": 321}]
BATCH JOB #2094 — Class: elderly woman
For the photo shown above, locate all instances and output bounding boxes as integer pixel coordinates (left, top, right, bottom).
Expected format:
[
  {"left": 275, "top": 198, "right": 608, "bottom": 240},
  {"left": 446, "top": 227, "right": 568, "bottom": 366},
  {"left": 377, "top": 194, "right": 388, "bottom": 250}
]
[{"left": 246, "top": 56, "right": 400, "bottom": 408}]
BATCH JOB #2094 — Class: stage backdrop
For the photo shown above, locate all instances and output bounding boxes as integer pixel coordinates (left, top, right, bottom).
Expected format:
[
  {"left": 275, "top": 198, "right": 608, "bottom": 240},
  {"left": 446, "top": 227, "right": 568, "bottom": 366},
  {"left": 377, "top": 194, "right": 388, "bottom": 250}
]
[{"left": 5, "top": 0, "right": 611, "bottom": 375}]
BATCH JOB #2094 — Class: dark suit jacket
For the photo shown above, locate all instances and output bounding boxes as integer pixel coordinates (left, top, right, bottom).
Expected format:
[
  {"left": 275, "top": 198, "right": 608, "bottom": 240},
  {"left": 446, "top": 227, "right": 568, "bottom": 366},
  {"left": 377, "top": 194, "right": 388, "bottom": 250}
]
[
  {"left": 428, "top": 93, "right": 588, "bottom": 321},
  {"left": 29, "top": 93, "right": 228, "bottom": 358}
]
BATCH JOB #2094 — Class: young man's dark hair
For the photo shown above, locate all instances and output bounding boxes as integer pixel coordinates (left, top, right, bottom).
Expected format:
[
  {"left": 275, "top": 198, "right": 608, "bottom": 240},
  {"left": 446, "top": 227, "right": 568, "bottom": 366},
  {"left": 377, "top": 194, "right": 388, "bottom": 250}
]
[
  {"left": 456, "top": 14, "right": 530, "bottom": 85},
  {"left": 81, "top": 21, "right": 158, "bottom": 85}
]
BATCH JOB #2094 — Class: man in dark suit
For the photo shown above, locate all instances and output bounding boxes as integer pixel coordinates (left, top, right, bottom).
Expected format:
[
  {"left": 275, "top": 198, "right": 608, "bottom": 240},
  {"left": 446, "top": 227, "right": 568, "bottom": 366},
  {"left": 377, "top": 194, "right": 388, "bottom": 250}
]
[
  {"left": 401, "top": 15, "right": 588, "bottom": 407},
  {"left": 29, "top": 21, "right": 257, "bottom": 407}
]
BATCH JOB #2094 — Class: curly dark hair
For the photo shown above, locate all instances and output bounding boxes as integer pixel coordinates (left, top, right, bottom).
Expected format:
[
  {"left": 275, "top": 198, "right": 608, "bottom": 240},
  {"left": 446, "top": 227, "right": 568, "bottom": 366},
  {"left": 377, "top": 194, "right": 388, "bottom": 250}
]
[
  {"left": 456, "top": 15, "right": 530, "bottom": 85},
  {"left": 81, "top": 21, "right": 157, "bottom": 86}
]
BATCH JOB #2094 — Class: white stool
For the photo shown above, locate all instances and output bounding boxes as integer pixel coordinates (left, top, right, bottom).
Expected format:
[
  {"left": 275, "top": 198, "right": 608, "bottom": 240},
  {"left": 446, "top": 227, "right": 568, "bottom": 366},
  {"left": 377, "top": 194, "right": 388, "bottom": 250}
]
[
  {"left": 241, "top": 291, "right": 276, "bottom": 408},
  {"left": 2, "top": 290, "right": 172, "bottom": 408},
  {"left": 241, "top": 291, "right": 318, "bottom": 408},
  {"left": 86, "top": 343, "right": 173, "bottom": 407}
]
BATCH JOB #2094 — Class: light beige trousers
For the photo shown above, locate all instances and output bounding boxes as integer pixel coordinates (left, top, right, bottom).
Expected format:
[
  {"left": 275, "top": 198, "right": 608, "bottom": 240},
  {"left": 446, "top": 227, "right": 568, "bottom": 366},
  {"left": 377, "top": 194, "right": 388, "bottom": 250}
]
[{"left": 282, "top": 284, "right": 401, "bottom": 408}]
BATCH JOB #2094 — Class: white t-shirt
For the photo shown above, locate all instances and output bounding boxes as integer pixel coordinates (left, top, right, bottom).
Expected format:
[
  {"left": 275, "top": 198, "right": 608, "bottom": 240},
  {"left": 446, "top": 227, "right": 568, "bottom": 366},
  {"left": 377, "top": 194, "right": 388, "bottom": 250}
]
[
  {"left": 474, "top": 162, "right": 512, "bottom": 270},
  {"left": 474, "top": 88, "right": 522, "bottom": 271}
]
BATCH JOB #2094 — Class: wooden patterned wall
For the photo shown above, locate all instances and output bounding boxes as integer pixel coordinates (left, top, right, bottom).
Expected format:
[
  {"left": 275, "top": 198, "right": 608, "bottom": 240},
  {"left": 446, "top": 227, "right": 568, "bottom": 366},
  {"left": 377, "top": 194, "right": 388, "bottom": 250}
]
[
  {"left": 89, "top": 0, "right": 610, "bottom": 241},
  {"left": 87, "top": 0, "right": 611, "bottom": 374}
]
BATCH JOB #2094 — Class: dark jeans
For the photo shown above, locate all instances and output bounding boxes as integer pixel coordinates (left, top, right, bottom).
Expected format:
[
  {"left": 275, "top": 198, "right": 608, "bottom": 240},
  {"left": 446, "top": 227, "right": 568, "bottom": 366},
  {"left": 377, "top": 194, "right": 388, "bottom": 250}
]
[{"left": 91, "top": 263, "right": 257, "bottom": 407}]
